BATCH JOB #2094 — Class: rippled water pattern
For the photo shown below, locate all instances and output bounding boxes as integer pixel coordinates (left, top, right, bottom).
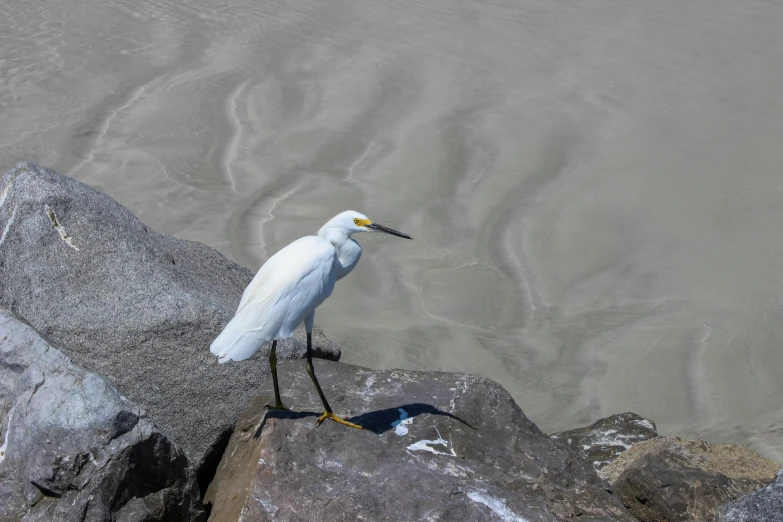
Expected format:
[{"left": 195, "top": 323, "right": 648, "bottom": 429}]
[{"left": 2, "top": 0, "right": 783, "bottom": 461}]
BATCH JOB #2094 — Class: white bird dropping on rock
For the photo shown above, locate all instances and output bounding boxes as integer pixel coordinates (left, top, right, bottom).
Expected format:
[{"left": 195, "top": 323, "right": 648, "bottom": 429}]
[{"left": 210, "top": 210, "right": 412, "bottom": 429}]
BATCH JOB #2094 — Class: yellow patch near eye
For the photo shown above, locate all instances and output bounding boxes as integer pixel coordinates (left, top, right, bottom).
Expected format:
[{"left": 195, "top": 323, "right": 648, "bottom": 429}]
[{"left": 354, "top": 218, "right": 372, "bottom": 226}]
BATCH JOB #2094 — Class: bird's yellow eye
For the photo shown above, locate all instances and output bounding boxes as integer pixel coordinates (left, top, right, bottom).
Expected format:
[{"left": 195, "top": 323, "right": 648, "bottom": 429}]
[{"left": 353, "top": 218, "right": 362, "bottom": 225}]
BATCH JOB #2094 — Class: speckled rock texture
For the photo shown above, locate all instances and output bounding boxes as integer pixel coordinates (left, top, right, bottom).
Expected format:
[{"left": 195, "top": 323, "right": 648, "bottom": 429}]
[
  {"left": 0, "top": 308, "right": 205, "bottom": 522},
  {"left": 551, "top": 412, "right": 658, "bottom": 470},
  {"left": 204, "top": 360, "right": 635, "bottom": 522},
  {"left": 599, "top": 436, "right": 779, "bottom": 522},
  {"left": 719, "top": 470, "right": 783, "bottom": 522},
  {"left": 0, "top": 162, "right": 340, "bottom": 483}
]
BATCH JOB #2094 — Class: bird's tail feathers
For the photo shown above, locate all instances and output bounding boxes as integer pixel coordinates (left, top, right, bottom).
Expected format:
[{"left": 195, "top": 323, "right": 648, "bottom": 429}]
[{"left": 210, "top": 316, "right": 266, "bottom": 363}]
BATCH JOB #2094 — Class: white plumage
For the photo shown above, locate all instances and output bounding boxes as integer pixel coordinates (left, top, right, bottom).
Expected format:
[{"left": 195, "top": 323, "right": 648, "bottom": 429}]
[
  {"left": 211, "top": 236, "right": 337, "bottom": 363},
  {"left": 210, "top": 210, "right": 411, "bottom": 428},
  {"left": 210, "top": 210, "right": 412, "bottom": 364}
]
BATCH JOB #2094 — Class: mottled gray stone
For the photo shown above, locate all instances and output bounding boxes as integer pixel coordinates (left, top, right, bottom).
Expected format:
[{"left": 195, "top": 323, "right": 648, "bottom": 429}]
[
  {"left": 0, "top": 162, "right": 339, "bottom": 483},
  {"left": 205, "top": 360, "right": 635, "bottom": 522},
  {"left": 551, "top": 412, "right": 658, "bottom": 470},
  {"left": 0, "top": 307, "right": 204, "bottom": 522},
  {"left": 719, "top": 470, "right": 783, "bottom": 522},
  {"left": 599, "top": 437, "right": 779, "bottom": 522}
]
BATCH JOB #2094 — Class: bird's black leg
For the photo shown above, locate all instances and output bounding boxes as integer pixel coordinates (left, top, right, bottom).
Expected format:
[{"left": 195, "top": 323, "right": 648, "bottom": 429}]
[
  {"left": 306, "top": 332, "right": 362, "bottom": 429},
  {"left": 264, "top": 340, "right": 289, "bottom": 411}
]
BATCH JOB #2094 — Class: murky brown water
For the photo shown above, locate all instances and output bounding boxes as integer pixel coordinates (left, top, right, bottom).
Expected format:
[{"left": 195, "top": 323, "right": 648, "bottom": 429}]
[{"left": 3, "top": 0, "right": 783, "bottom": 461}]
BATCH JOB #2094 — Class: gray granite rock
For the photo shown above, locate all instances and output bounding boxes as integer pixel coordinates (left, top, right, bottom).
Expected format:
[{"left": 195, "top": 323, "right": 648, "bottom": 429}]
[
  {"left": 0, "top": 162, "right": 340, "bottom": 486},
  {"left": 599, "top": 436, "right": 779, "bottom": 522},
  {"left": 205, "top": 360, "right": 635, "bottom": 521},
  {"left": 719, "top": 470, "right": 783, "bottom": 522},
  {"left": 551, "top": 412, "right": 658, "bottom": 470},
  {"left": 0, "top": 307, "right": 205, "bottom": 522}
]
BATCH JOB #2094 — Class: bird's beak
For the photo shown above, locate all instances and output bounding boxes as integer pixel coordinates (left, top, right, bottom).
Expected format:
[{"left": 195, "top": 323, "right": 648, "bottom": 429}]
[{"left": 367, "top": 222, "right": 413, "bottom": 239}]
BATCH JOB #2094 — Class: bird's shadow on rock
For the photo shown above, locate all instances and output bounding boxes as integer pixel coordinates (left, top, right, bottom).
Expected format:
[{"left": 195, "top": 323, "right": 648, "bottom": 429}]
[
  {"left": 254, "top": 409, "right": 320, "bottom": 438},
  {"left": 254, "top": 403, "right": 473, "bottom": 438},
  {"left": 349, "top": 403, "right": 474, "bottom": 435}
]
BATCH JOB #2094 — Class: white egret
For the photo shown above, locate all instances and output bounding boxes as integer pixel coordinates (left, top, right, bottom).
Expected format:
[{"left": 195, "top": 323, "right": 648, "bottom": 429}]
[{"left": 210, "top": 210, "right": 412, "bottom": 428}]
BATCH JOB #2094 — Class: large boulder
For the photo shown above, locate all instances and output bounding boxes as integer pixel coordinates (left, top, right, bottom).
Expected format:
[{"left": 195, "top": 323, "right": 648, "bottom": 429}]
[
  {"left": 599, "top": 436, "right": 779, "bottom": 522},
  {"left": 204, "top": 360, "right": 635, "bottom": 521},
  {"left": 551, "top": 412, "right": 658, "bottom": 470},
  {"left": 719, "top": 470, "right": 783, "bottom": 522},
  {"left": 0, "top": 162, "right": 340, "bottom": 486},
  {"left": 0, "top": 307, "right": 205, "bottom": 521}
]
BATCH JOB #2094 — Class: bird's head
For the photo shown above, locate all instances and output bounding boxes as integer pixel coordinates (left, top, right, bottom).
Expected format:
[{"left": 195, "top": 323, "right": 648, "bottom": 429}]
[{"left": 319, "top": 210, "right": 413, "bottom": 239}]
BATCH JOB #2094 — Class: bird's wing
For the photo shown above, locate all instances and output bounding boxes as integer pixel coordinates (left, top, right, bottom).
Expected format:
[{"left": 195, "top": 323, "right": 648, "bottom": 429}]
[
  {"left": 236, "top": 236, "right": 335, "bottom": 314},
  {"left": 210, "top": 236, "right": 337, "bottom": 362}
]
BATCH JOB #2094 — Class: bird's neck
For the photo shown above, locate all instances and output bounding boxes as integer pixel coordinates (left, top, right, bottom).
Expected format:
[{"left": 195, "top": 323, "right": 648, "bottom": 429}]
[
  {"left": 317, "top": 226, "right": 351, "bottom": 247},
  {"left": 317, "top": 227, "right": 362, "bottom": 280}
]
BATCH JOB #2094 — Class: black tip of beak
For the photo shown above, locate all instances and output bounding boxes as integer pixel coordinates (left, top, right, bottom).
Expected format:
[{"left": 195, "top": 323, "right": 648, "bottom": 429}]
[{"left": 368, "top": 222, "right": 413, "bottom": 239}]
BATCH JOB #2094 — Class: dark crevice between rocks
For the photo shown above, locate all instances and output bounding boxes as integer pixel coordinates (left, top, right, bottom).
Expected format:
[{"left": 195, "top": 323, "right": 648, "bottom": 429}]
[
  {"left": 110, "top": 432, "right": 196, "bottom": 521},
  {"left": 31, "top": 478, "right": 64, "bottom": 498},
  {"left": 197, "top": 427, "right": 234, "bottom": 515}
]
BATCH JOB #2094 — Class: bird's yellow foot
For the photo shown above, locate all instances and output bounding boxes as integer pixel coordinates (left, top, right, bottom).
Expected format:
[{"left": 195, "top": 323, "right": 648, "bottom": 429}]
[
  {"left": 315, "top": 411, "right": 363, "bottom": 429},
  {"left": 264, "top": 403, "right": 291, "bottom": 412}
]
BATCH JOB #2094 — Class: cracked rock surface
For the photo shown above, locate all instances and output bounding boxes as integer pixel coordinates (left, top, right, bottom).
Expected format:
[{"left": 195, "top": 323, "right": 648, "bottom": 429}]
[
  {"left": 0, "top": 162, "right": 340, "bottom": 479},
  {"left": 551, "top": 412, "right": 658, "bottom": 470},
  {"left": 0, "top": 308, "right": 205, "bottom": 521},
  {"left": 599, "top": 436, "right": 780, "bottom": 522},
  {"left": 205, "top": 360, "right": 635, "bottom": 521}
]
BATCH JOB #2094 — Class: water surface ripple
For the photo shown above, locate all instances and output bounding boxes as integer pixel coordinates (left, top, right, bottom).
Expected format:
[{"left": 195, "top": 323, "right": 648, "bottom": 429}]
[{"left": 2, "top": 0, "right": 783, "bottom": 461}]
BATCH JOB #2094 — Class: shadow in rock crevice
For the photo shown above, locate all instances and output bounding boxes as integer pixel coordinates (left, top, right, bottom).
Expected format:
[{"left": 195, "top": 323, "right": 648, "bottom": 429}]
[{"left": 197, "top": 428, "right": 234, "bottom": 501}]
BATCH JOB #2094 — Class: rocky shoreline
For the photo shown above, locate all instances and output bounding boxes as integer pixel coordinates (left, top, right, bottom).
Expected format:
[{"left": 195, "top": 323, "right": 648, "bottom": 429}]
[{"left": 0, "top": 163, "right": 780, "bottom": 521}]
